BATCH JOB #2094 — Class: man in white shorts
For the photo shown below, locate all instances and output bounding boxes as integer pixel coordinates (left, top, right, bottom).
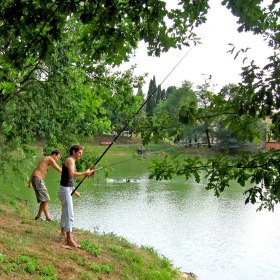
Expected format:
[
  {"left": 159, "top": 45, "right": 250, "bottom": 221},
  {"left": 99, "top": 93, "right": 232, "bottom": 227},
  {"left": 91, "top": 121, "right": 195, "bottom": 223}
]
[{"left": 58, "top": 144, "right": 93, "bottom": 247}]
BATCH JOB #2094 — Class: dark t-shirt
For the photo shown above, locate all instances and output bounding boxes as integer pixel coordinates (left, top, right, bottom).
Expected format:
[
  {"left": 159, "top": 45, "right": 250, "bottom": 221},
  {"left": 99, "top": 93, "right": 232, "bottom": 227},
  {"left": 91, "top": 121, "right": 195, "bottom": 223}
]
[{"left": 60, "top": 164, "right": 75, "bottom": 187}]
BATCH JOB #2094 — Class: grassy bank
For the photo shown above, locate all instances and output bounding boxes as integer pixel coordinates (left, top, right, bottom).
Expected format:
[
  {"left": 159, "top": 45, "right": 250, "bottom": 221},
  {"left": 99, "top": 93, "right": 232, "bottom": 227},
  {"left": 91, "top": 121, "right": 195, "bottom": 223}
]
[
  {"left": 86, "top": 135, "right": 220, "bottom": 158},
  {"left": 0, "top": 195, "right": 196, "bottom": 280}
]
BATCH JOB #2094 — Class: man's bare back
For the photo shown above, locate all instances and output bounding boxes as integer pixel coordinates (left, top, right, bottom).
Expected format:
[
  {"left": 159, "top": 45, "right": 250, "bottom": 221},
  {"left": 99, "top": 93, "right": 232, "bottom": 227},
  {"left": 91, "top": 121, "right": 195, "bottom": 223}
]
[{"left": 32, "top": 156, "right": 52, "bottom": 178}]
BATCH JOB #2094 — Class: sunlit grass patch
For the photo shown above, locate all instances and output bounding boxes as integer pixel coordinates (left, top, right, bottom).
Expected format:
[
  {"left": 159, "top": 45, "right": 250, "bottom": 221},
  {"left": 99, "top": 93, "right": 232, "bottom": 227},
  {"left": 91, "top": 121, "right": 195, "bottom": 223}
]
[
  {"left": 69, "top": 251, "right": 113, "bottom": 276},
  {"left": 142, "top": 245, "right": 174, "bottom": 269},
  {"left": 110, "top": 246, "right": 144, "bottom": 263},
  {"left": 39, "top": 264, "right": 57, "bottom": 277},
  {"left": 2, "top": 262, "right": 17, "bottom": 273},
  {"left": 80, "top": 240, "right": 103, "bottom": 257},
  {"left": 0, "top": 254, "right": 58, "bottom": 278},
  {"left": 16, "top": 255, "right": 39, "bottom": 274},
  {"left": 110, "top": 244, "right": 180, "bottom": 280},
  {"left": 0, "top": 253, "right": 5, "bottom": 263},
  {"left": 89, "top": 262, "right": 113, "bottom": 274},
  {"left": 123, "top": 258, "right": 179, "bottom": 280}
]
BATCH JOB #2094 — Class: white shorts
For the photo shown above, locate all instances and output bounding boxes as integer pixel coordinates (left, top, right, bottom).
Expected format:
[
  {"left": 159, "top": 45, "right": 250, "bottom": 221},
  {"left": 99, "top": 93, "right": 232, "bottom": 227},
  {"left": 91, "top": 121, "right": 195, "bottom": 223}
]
[{"left": 58, "top": 186, "right": 74, "bottom": 232}]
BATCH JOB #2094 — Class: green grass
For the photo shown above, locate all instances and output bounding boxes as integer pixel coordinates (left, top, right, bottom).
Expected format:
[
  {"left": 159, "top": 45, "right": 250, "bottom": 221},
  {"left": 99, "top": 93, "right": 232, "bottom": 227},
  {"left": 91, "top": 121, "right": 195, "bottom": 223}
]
[
  {"left": 1, "top": 254, "right": 58, "bottom": 278},
  {"left": 0, "top": 139, "right": 200, "bottom": 280},
  {"left": 80, "top": 240, "right": 103, "bottom": 257},
  {"left": 0, "top": 194, "right": 183, "bottom": 280}
]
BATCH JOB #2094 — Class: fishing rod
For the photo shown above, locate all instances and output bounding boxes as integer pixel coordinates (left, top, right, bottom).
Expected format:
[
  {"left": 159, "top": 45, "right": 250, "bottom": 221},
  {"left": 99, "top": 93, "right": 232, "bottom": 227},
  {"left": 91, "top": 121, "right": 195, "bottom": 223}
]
[{"left": 71, "top": 46, "right": 194, "bottom": 195}]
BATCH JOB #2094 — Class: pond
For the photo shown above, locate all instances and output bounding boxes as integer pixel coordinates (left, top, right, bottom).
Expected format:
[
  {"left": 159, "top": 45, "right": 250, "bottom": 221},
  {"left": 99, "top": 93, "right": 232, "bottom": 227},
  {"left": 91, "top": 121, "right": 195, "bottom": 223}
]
[{"left": 23, "top": 155, "right": 280, "bottom": 280}]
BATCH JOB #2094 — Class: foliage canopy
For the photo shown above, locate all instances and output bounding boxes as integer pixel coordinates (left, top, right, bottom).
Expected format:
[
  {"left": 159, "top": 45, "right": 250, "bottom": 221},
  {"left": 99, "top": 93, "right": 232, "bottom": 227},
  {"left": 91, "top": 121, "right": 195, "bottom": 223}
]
[{"left": 1, "top": 0, "right": 280, "bottom": 210}]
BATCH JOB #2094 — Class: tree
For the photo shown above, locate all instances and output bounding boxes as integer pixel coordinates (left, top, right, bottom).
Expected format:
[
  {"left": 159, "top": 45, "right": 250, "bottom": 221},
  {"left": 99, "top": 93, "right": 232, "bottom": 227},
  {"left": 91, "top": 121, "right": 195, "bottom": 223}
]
[
  {"left": 160, "top": 88, "right": 167, "bottom": 101},
  {"left": 1, "top": 38, "right": 144, "bottom": 145},
  {"left": 0, "top": 0, "right": 206, "bottom": 67},
  {"left": 145, "top": 76, "right": 158, "bottom": 118},
  {"left": 0, "top": 0, "right": 207, "bottom": 139},
  {"left": 0, "top": 0, "right": 208, "bottom": 181},
  {"left": 140, "top": 81, "right": 197, "bottom": 144},
  {"left": 1, "top": 1, "right": 280, "bottom": 210},
  {"left": 195, "top": 82, "right": 215, "bottom": 147},
  {"left": 142, "top": 1, "right": 280, "bottom": 212}
]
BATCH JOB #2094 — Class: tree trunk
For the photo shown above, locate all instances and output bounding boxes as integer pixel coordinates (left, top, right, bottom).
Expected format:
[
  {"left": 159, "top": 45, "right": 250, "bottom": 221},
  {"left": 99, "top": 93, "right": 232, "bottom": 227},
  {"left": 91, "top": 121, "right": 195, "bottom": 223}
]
[{"left": 205, "top": 127, "right": 211, "bottom": 148}]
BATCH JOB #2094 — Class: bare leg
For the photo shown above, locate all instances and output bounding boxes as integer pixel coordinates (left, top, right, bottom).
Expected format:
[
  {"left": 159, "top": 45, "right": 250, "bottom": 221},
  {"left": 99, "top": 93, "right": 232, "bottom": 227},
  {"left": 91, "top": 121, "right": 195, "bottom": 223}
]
[
  {"left": 35, "top": 201, "right": 51, "bottom": 220},
  {"left": 43, "top": 201, "right": 51, "bottom": 220},
  {"left": 56, "top": 228, "right": 67, "bottom": 242},
  {"left": 61, "top": 228, "right": 66, "bottom": 237},
  {"left": 66, "top": 232, "right": 80, "bottom": 247}
]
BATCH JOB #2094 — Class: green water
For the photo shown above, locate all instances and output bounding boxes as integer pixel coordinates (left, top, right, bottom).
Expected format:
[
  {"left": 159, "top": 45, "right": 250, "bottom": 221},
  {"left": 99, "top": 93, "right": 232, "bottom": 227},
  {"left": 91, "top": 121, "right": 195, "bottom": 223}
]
[{"left": 3, "top": 155, "right": 280, "bottom": 280}]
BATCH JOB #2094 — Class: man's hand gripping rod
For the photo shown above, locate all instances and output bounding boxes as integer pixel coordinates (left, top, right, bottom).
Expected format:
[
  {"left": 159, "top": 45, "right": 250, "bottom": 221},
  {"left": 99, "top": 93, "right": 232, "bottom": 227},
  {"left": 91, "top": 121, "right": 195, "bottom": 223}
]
[{"left": 71, "top": 140, "right": 118, "bottom": 196}]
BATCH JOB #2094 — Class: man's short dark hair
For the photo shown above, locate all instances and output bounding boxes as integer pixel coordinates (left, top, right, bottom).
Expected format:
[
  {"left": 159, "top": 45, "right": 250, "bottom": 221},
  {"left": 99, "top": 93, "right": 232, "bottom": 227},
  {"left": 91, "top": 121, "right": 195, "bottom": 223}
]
[
  {"left": 69, "top": 145, "right": 83, "bottom": 155},
  {"left": 51, "top": 150, "right": 61, "bottom": 155}
]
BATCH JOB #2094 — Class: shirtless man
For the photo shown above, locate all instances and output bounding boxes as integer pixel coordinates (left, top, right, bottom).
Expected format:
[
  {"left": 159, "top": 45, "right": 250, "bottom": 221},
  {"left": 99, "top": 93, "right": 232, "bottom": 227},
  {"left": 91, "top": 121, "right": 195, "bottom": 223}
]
[{"left": 29, "top": 150, "right": 62, "bottom": 221}]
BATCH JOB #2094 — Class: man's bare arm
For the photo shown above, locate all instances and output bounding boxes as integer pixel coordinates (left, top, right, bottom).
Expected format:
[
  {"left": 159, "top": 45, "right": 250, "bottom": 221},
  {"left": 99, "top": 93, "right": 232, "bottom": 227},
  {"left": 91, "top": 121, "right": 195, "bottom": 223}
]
[
  {"left": 49, "top": 158, "right": 62, "bottom": 173},
  {"left": 66, "top": 157, "right": 92, "bottom": 178}
]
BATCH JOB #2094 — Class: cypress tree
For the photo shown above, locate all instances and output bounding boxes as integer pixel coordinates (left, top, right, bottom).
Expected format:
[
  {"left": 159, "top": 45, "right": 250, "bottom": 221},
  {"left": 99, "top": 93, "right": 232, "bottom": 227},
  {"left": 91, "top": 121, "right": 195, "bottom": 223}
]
[{"left": 145, "top": 76, "right": 157, "bottom": 117}]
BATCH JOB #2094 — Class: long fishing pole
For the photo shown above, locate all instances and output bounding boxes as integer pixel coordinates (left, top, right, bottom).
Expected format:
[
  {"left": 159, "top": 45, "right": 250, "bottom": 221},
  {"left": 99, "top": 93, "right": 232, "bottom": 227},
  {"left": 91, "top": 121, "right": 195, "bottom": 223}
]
[{"left": 71, "top": 46, "right": 194, "bottom": 195}]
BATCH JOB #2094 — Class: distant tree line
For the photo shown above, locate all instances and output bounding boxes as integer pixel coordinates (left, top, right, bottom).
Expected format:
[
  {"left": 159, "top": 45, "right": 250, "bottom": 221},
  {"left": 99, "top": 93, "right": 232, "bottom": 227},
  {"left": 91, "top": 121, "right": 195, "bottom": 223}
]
[{"left": 139, "top": 76, "right": 265, "bottom": 151}]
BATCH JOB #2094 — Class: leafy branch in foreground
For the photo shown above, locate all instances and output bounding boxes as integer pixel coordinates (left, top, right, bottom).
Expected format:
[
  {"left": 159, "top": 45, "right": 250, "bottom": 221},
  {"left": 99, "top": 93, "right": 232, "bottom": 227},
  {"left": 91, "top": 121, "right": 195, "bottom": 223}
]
[
  {"left": 149, "top": 150, "right": 280, "bottom": 211},
  {"left": 0, "top": 136, "right": 36, "bottom": 184}
]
